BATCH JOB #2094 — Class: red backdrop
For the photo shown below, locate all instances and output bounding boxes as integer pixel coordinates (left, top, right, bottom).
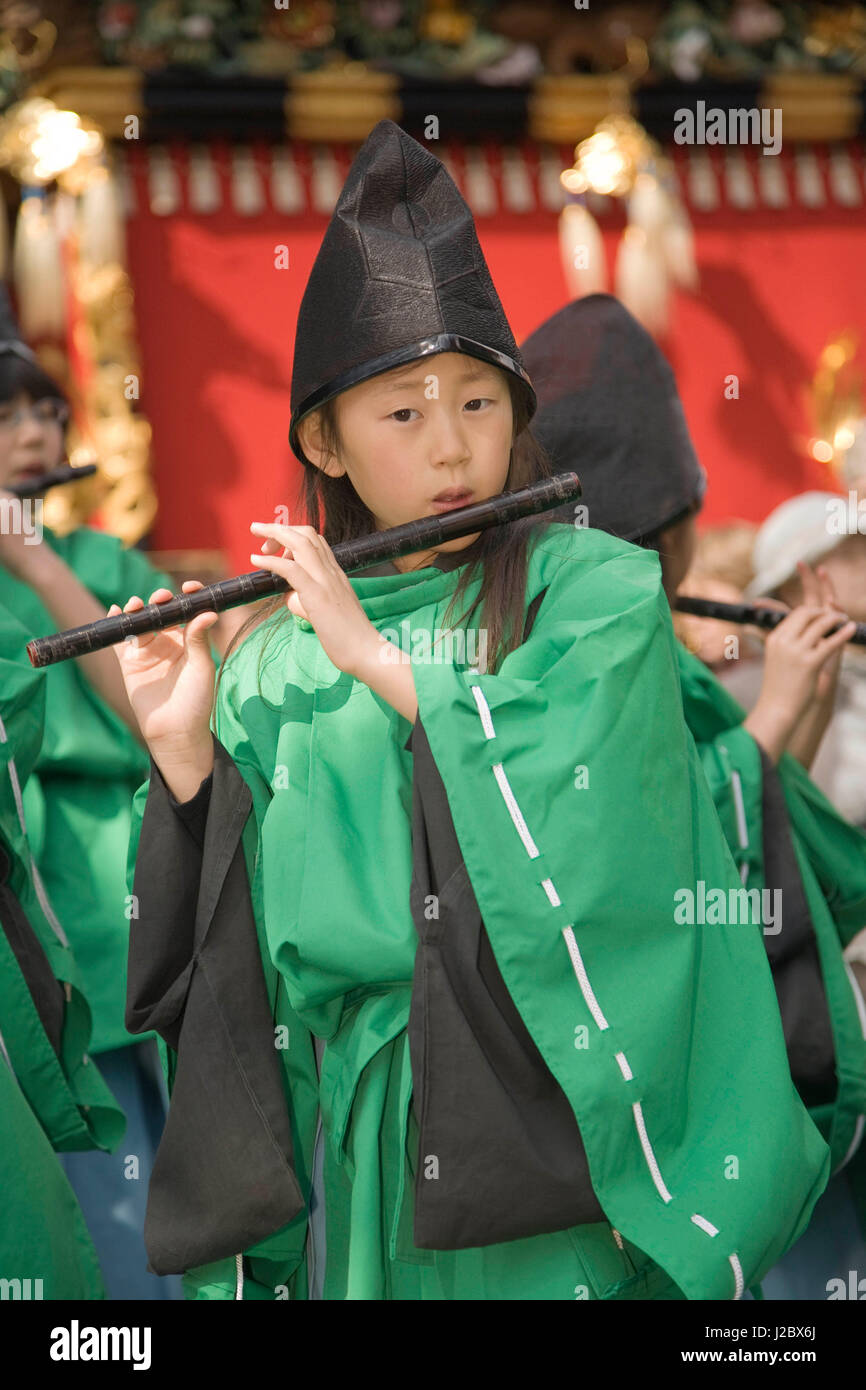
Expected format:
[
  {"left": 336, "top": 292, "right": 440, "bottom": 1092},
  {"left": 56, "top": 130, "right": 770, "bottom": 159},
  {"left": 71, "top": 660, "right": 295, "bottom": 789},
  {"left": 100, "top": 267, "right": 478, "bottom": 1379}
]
[{"left": 123, "top": 144, "right": 866, "bottom": 574}]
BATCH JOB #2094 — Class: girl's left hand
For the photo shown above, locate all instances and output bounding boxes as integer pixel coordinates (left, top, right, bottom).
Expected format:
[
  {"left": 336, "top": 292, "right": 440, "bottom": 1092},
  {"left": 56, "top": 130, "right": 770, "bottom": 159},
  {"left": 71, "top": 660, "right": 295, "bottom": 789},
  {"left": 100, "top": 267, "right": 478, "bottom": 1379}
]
[{"left": 249, "top": 521, "right": 378, "bottom": 677}]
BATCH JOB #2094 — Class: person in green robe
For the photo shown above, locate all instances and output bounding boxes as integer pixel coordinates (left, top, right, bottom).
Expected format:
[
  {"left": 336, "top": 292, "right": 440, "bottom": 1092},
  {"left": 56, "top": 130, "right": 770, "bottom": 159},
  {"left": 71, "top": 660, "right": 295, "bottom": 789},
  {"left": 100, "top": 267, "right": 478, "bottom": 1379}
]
[
  {"left": 118, "top": 122, "right": 830, "bottom": 1301},
  {"left": 521, "top": 292, "right": 866, "bottom": 1300},
  {"left": 0, "top": 600, "right": 124, "bottom": 1299},
  {"left": 0, "top": 291, "right": 182, "bottom": 1298}
]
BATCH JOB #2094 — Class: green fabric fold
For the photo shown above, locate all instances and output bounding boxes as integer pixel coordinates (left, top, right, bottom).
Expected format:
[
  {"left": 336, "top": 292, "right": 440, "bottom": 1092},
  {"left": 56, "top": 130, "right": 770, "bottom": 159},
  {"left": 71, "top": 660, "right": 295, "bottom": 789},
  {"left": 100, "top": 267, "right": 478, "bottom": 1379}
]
[{"left": 0, "top": 525, "right": 173, "bottom": 1052}]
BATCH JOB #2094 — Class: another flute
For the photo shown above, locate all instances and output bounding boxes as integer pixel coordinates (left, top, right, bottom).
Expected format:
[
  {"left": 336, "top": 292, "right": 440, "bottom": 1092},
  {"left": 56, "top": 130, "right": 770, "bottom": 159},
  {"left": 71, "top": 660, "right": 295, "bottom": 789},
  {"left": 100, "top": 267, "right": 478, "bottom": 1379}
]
[
  {"left": 6, "top": 463, "right": 97, "bottom": 499},
  {"left": 675, "top": 594, "right": 866, "bottom": 647},
  {"left": 27, "top": 472, "right": 581, "bottom": 668}
]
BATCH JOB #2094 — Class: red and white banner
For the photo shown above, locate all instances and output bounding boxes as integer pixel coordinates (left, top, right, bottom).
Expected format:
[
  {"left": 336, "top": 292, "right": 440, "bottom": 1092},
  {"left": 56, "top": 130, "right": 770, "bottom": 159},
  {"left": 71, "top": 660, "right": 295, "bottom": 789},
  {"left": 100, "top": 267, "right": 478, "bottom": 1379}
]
[{"left": 122, "top": 140, "right": 866, "bottom": 572}]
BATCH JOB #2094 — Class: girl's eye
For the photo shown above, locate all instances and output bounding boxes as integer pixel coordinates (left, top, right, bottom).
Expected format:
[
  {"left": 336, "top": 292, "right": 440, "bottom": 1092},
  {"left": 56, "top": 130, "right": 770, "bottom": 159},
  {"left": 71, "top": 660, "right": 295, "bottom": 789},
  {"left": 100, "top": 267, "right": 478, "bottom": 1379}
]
[
  {"left": 390, "top": 408, "right": 419, "bottom": 423},
  {"left": 464, "top": 397, "right": 492, "bottom": 412}
]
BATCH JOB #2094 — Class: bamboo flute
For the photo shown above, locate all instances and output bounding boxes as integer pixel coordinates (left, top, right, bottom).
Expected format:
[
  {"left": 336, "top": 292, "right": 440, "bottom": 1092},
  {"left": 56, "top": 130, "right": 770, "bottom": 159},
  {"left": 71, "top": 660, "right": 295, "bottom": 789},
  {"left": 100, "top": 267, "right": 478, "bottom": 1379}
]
[
  {"left": 27, "top": 472, "right": 582, "bottom": 668},
  {"left": 675, "top": 594, "right": 866, "bottom": 647},
  {"left": 6, "top": 463, "right": 97, "bottom": 499}
]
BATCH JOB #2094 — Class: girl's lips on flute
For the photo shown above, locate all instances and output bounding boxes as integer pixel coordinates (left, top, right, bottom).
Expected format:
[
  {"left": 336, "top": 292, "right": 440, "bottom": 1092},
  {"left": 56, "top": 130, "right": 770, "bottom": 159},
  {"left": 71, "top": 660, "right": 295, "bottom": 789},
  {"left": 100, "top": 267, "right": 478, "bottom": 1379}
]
[{"left": 431, "top": 489, "right": 474, "bottom": 512}]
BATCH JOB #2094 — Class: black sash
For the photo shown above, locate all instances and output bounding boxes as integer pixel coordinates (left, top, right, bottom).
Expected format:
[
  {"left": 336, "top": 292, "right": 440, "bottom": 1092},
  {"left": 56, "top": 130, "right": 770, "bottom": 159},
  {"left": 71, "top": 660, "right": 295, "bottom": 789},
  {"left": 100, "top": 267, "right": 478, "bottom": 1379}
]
[
  {"left": 407, "top": 586, "right": 606, "bottom": 1249},
  {"left": 758, "top": 748, "right": 837, "bottom": 1108}
]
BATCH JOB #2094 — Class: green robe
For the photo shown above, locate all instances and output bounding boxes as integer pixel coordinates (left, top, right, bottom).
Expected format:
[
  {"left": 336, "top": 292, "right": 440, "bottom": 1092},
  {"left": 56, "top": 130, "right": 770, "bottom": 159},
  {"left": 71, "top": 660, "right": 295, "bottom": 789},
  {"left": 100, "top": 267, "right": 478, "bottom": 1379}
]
[
  {"left": 0, "top": 603, "right": 124, "bottom": 1298},
  {"left": 135, "top": 523, "right": 830, "bottom": 1300},
  {"left": 677, "top": 644, "right": 866, "bottom": 1175},
  {"left": 0, "top": 526, "right": 173, "bottom": 1054},
  {"left": 0, "top": 1055, "right": 106, "bottom": 1299}
]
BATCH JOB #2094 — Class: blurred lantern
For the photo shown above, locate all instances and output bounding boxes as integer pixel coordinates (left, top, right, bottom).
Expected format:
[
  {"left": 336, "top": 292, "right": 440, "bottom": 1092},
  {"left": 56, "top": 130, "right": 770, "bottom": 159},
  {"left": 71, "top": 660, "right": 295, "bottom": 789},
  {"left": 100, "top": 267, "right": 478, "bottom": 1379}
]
[
  {"left": 0, "top": 97, "right": 104, "bottom": 188},
  {"left": 806, "top": 332, "right": 866, "bottom": 487},
  {"left": 559, "top": 113, "right": 698, "bottom": 336},
  {"left": 558, "top": 202, "right": 607, "bottom": 298},
  {"left": 0, "top": 97, "right": 116, "bottom": 341},
  {"left": 10, "top": 189, "right": 64, "bottom": 339}
]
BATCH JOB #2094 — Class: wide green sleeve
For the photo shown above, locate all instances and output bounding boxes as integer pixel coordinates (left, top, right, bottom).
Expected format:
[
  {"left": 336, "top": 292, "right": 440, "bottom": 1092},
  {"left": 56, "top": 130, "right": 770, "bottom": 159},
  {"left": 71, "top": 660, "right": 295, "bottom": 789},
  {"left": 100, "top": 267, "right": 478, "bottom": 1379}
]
[
  {"left": 411, "top": 530, "right": 828, "bottom": 1300},
  {"left": 126, "top": 778, "right": 174, "bottom": 1101},
  {"left": 57, "top": 526, "right": 175, "bottom": 610},
  {"left": 779, "top": 755, "right": 866, "bottom": 947},
  {"left": 676, "top": 642, "right": 866, "bottom": 935},
  {"left": 0, "top": 1057, "right": 105, "bottom": 1298},
  {"left": 122, "top": 636, "right": 318, "bottom": 1297},
  {"left": 0, "top": 605, "right": 125, "bottom": 1153},
  {"left": 675, "top": 648, "right": 764, "bottom": 883}
]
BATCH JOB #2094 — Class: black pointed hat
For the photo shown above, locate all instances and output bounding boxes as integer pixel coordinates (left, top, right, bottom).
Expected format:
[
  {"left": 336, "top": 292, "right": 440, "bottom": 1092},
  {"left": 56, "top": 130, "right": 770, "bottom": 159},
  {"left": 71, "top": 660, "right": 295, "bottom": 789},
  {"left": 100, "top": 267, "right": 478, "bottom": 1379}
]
[
  {"left": 0, "top": 283, "right": 36, "bottom": 362},
  {"left": 289, "top": 120, "right": 535, "bottom": 464},
  {"left": 521, "top": 294, "right": 705, "bottom": 542}
]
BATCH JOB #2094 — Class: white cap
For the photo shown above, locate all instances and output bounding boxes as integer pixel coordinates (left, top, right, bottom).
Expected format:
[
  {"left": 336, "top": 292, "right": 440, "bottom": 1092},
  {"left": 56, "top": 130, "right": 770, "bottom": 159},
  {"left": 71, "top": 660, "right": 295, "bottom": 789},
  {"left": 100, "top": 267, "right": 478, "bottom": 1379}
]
[{"left": 745, "top": 491, "right": 846, "bottom": 599}]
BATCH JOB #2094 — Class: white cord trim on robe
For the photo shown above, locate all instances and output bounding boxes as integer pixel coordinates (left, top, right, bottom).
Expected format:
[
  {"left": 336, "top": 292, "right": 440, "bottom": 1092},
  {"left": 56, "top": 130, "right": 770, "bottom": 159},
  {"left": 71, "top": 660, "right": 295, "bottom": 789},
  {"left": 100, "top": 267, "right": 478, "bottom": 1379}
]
[
  {"left": 837, "top": 1115, "right": 866, "bottom": 1174},
  {"left": 0, "top": 711, "right": 29, "bottom": 855},
  {"left": 691, "top": 1214, "right": 719, "bottom": 1237},
  {"left": 833, "top": 962, "right": 866, "bottom": 1173},
  {"left": 632, "top": 1101, "right": 674, "bottom": 1204},
  {"left": 0, "top": 1022, "right": 16, "bottom": 1078},
  {"left": 235, "top": 1253, "right": 244, "bottom": 1300},
  {"left": 728, "top": 767, "right": 751, "bottom": 887},
  {"left": 729, "top": 770, "right": 748, "bottom": 847},
  {"left": 0, "top": 712, "right": 70, "bottom": 946},
  {"left": 844, "top": 958, "right": 866, "bottom": 1039},
  {"left": 491, "top": 762, "right": 539, "bottom": 859},
  {"left": 615, "top": 1051, "right": 633, "bottom": 1082},
  {"left": 562, "top": 926, "right": 609, "bottom": 1032},
  {"left": 468, "top": 692, "right": 749, "bottom": 1297},
  {"left": 469, "top": 684, "right": 496, "bottom": 740},
  {"left": 540, "top": 878, "right": 561, "bottom": 907},
  {"left": 30, "top": 858, "right": 70, "bottom": 948},
  {"left": 6, "top": 753, "right": 26, "bottom": 838}
]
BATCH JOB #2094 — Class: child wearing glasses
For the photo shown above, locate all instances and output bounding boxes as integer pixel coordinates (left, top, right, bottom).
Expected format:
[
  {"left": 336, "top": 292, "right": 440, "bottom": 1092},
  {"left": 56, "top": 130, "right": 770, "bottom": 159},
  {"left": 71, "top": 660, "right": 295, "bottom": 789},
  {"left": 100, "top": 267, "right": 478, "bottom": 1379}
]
[{"left": 0, "top": 290, "right": 180, "bottom": 1299}]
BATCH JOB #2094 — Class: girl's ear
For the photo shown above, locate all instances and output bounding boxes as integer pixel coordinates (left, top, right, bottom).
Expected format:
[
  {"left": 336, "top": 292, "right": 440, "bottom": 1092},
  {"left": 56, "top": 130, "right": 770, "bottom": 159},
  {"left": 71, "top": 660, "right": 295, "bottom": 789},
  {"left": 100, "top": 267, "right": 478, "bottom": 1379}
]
[{"left": 298, "top": 410, "right": 346, "bottom": 478}]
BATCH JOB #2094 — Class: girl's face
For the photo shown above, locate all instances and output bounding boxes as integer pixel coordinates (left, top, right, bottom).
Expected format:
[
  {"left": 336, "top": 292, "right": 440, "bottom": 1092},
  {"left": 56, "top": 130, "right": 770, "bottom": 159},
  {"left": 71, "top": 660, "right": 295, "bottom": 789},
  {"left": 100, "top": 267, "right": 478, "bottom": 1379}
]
[
  {"left": 299, "top": 352, "right": 514, "bottom": 570},
  {"left": 0, "top": 392, "right": 66, "bottom": 488}
]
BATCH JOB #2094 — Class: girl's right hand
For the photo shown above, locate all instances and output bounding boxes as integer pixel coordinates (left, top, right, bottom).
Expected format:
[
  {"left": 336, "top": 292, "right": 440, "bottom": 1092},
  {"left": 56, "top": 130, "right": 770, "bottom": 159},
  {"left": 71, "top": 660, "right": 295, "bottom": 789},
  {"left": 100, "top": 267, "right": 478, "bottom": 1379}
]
[
  {"left": 758, "top": 602, "right": 855, "bottom": 727},
  {"left": 107, "top": 582, "right": 219, "bottom": 769}
]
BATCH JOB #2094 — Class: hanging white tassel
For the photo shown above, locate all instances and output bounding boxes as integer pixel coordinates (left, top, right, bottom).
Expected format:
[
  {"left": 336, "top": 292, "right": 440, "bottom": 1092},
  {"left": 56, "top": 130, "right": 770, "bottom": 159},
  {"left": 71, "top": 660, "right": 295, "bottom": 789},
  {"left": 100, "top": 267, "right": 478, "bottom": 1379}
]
[
  {"left": 629, "top": 173, "right": 698, "bottom": 295},
  {"left": 559, "top": 202, "right": 607, "bottom": 299},
  {"left": 615, "top": 225, "right": 670, "bottom": 338},
  {"left": 13, "top": 193, "right": 66, "bottom": 340},
  {"left": 78, "top": 165, "right": 125, "bottom": 269},
  {"left": 664, "top": 204, "right": 699, "bottom": 291},
  {"left": 627, "top": 172, "right": 671, "bottom": 238},
  {"left": 231, "top": 148, "right": 265, "bottom": 217}
]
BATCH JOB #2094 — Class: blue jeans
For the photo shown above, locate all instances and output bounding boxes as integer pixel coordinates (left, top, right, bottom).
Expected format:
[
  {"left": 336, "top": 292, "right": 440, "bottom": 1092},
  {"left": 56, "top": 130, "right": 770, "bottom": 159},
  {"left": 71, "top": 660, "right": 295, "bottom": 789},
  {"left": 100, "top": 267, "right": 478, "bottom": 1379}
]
[
  {"left": 754, "top": 1171, "right": 866, "bottom": 1301},
  {"left": 60, "top": 1038, "right": 184, "bottom": 1300}
]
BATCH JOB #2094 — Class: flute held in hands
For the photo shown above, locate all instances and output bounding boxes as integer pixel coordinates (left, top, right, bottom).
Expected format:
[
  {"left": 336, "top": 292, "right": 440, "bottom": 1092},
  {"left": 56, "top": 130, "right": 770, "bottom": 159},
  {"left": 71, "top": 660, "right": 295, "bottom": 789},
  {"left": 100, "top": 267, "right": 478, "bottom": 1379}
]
[
  {"left": 675, "top": 594, "right": 866, "bottom": 647},
  {"left": 27, "top": 472, "right": 582, "bottom": 669}
]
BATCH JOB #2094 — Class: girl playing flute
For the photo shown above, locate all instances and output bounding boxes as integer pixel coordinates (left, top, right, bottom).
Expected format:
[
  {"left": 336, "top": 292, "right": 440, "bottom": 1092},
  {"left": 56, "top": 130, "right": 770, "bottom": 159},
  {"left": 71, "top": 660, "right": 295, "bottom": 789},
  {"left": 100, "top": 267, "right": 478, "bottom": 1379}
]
[{"left": 115, "top": 123, "right": 828, "bottom": 1301}]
